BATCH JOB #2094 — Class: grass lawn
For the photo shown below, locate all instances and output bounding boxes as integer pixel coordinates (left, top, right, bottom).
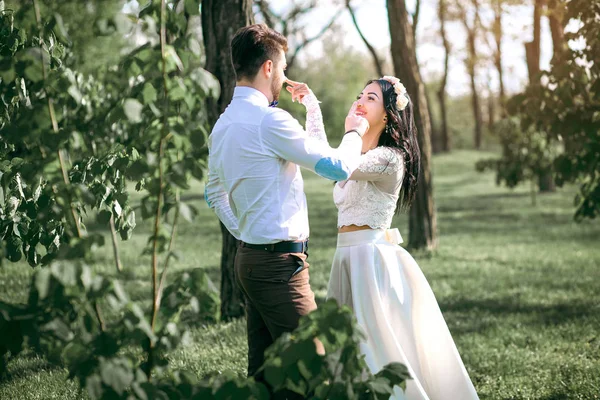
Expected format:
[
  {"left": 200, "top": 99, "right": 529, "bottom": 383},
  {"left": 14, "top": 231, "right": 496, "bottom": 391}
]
[{"left": 1, "top": 150, "right": 599, "bottom": 399}]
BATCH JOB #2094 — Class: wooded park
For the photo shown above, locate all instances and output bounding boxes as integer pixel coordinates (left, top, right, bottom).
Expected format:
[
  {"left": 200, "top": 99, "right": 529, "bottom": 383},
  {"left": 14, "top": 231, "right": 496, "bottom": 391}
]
[{"left": 0, "top": 0, "right": 598, "bottom": 399}]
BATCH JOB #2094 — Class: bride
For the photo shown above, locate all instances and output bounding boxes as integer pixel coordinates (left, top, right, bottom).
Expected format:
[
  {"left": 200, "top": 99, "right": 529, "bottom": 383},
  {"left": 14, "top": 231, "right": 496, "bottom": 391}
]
[
  {"left": 326, "top": 76, "right": 479, "bottom": 400},
  {"left": 288, "top": 75, "right": 478, "bottom": 399}
]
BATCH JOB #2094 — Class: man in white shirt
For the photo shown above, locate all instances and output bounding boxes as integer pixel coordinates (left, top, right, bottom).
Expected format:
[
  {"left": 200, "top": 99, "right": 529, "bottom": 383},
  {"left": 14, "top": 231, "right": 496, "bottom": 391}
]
[{"left": 205, "top": 24, "right": 368, "bottom": 388}]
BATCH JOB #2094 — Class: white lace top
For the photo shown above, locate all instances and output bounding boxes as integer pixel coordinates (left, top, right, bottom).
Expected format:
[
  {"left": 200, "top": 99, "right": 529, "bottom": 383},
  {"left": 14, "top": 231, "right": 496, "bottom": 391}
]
[
  {"left": 334, "top": 146, "right": 404, "bottom": 229},
  {"left": 299, "top": 92, "right": 403, "bottom": 229}
]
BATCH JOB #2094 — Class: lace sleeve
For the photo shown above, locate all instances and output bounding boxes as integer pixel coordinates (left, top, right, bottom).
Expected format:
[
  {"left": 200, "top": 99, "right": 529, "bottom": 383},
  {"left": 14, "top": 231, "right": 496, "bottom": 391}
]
[
  {"left": 348, "top": 147, "right": 403, "bottom": 181},
  {"left": 300, "top": 92, "right": 327, "bottom": 142}
]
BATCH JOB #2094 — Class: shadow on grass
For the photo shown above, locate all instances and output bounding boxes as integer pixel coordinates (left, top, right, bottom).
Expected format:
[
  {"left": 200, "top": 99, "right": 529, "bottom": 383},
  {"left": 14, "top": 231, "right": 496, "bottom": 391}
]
[
  {"left": 0, "top": 353, "right": 62, "bottom": 383},
  {"left": 440, "top": 296, "right": 598, "bottom": 335}
]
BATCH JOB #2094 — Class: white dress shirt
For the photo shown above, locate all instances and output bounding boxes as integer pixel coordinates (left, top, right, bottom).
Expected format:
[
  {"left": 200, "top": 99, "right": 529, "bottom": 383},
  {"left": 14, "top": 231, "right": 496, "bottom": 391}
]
[{"left": 205, "top": 86, "right": 362, "bottom": 245}]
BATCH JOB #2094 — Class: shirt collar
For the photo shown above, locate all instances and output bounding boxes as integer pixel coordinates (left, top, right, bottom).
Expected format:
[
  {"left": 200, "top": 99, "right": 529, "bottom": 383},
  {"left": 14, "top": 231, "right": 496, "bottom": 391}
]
[{"left": 233, "top": 86, "right": 270, "bottom": 107}]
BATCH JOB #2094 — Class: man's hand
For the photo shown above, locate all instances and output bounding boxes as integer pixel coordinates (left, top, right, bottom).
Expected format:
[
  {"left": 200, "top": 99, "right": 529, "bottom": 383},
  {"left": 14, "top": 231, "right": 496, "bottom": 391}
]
[
  {"left": 285, "top": 78, "right": 312, "bottom": 103},
  {"left": 345, "top": 101, "right": 369, "bottom": 137}
]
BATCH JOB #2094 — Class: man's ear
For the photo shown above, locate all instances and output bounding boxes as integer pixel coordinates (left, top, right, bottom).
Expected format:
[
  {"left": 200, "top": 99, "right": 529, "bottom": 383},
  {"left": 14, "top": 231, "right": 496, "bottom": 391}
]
[{"left": 262, "top": 60, "right": 273, "bottom": 78}]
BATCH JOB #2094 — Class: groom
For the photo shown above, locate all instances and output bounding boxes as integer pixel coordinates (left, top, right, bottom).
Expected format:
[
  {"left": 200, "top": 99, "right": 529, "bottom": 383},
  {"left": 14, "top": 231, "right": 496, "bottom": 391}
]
[{"left": 205, "top": 23, "right": 368, "bottom": 385}]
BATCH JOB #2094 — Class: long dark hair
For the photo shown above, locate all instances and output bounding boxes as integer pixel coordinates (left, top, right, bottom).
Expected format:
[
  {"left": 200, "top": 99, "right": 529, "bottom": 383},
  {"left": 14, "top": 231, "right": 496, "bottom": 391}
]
[{"left": 368, "top": 79, "right": 420, "bottom": 213}]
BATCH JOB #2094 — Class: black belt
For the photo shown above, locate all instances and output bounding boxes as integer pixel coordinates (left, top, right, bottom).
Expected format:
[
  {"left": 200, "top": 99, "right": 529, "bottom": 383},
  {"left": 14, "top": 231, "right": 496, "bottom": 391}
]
[{"left": 240, "top": 240, "right": 308, "bottom": 253}]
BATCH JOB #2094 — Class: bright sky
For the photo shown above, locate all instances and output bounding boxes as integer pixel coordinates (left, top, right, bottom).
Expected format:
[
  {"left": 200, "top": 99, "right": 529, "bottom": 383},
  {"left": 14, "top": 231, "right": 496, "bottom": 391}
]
[
  {"left": 123, "top": 0, "right": 554, "bottom": 97},
  {"left": 269, "top": 0, "right": 554, "bottom": 97}
]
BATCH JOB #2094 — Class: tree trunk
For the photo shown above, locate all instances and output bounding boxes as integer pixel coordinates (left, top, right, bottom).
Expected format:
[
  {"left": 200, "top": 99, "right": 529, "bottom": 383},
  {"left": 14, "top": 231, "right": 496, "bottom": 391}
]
[
  {"left": 437, "top": 0, "right": 451, "bottom": 152},
  {"left": 202, "top": 0, "right": 254, "bottom": 320},
  {"left": 524, "top": 0, "right": 556, "bottom": 192},
  {"left": 547, "top": 0, "right": 566, "bottom": 66},
  {"left": 493, "top": 0, "right": 506, "bottom": 117},
  {"left": 387, "top": 0, "right": 437, "bottom": 250},
  {"left": 458, "top": 1, "right": 483, "bottom": 150},
  {"left": 538, "top": 170, "right": 556, "bottom": 192},
  {"left": 487, "top": 89, "right": 495, "bottom": 130},
  {"left": 466, "top": 30, "right": 483, "bottom": 149},
  {"left": 525, "top": 0, "right": 543, "bottom": 83}
]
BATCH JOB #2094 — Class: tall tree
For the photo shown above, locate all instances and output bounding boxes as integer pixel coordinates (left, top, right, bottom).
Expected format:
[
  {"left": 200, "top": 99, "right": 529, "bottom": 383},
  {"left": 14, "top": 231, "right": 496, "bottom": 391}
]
[
  {"left": 437, "top": 0, "right": 451, "bottom": 152},
  {"left": 492, "top": 0, "right": 506, "bottom": 117},
  {"left": 387, "top": 0, "right": 438, "bottom": 250},
  {"left": 546, "top": 0, "right": 567, "bottom": 65},
  {"left": 457, "top": 0, "right": 484, "bottom": 150},
  {"left": 525, "top": 0, "right": 543, "bottom": 83},
  {"left": 524, "top": 0, "right": 556, "bottom": 192},
  {"left": 202, "top": 0, "right": 254, "bottom": 320}
]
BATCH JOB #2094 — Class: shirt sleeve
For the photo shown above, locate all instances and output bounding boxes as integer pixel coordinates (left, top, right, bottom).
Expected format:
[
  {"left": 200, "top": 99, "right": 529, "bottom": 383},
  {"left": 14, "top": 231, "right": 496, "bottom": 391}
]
[
  {"left": 261, "top": 108, "right": 362, "bottom": 181},
  {"left": 300, "top": 92, "right": 326, "bottom": 142},
  {"left": 204, "top": 154, "right": 241, "bottom": 240},
  {"left": 348, "top": 147, "right": 404, "bottom": 181}
]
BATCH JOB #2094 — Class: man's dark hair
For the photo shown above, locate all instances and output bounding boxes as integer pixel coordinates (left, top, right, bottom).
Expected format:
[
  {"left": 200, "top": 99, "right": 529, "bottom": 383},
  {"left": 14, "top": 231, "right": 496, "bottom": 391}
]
[{"left": 230, "top": 24, "right": 288, "bottom": 81}]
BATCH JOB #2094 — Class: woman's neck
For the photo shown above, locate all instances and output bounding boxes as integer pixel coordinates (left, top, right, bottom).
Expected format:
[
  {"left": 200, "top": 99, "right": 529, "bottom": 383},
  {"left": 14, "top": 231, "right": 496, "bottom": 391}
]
[{"left": 361, "top": 130, "right": 382, "bottom": 154}]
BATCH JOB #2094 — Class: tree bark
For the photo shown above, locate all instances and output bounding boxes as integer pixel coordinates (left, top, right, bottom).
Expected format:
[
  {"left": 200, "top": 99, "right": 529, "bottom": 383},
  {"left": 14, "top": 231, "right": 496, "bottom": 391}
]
[
  {"left": 437, "top": 0, "right": 451, "bottom": 152},
  {"left": 487, "top": 84, "right": 495, "bottom": 130},
  {"left": 547, "top": 0, "right": 566, "bottom": 66},
  {"left": 387, "top": 0, "right": 438, "bottom": 250},
  {"left": 524, "top": 0, "right": 556, "bottom": 192},
  {"left": 493, "top": 0, "right": 506, "bottom": 117},
  {"left": 467, "top": 30, "right": 483, "bottom": 149},
  {"left": 412, "top": 0, "right": 421, "bottom": 43},
  {"left": 202, "top": 0, "right": 254, "bottom": 320},
  {"left": 525, "top": 0, "right": 543, "bottom": 83}
]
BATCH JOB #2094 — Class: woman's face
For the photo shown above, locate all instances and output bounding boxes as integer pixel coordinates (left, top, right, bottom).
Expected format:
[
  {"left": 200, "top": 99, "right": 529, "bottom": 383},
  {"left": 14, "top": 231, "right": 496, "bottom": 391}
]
[{"left": 355, "top": 82, "right": 387, "bottom": 136}]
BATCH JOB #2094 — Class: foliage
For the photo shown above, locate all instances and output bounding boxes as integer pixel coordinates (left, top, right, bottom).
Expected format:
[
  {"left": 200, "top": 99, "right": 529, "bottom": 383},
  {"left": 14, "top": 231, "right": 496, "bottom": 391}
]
[
  {"left": 0, "top": 3, "right": 135, "bottom": 266},
  {"left": 479, "top": 0, "right": 600, "bottom": 220},
  {"left": 2, "top": 0, "right": 129, "bottom": 74},
  {"left": 0, "top": 261, "right": 221, "bottom": 399},
  {"left": 0, "top": 0, "right": 219, "bottom": 395},
  {"left": 0, "top": 2, "right": 411, "bottom": 399},
  {"left": 261, "top": 299, "right": 410, "bottom": 400},
  {"left": 1, "top": 271, "right": 408, "bottom": 399},
  {"left": 475, "top": 117, "right": 559, "bottom": 191}
]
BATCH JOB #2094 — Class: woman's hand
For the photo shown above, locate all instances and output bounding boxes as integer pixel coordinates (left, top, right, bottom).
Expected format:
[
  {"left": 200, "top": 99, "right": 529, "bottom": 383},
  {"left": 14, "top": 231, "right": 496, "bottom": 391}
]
[
  {"left": 285, "top": 78, "right": 312, "bottom": 103},
  {"left": 345, "top": 101, "right": 369, "bottom": 136}
]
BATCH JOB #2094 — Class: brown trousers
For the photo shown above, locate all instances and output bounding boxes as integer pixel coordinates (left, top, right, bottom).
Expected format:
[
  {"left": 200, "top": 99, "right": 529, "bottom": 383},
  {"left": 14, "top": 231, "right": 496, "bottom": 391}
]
[{"left": 234, "top": 244, "right": 317, "bottom": 381}]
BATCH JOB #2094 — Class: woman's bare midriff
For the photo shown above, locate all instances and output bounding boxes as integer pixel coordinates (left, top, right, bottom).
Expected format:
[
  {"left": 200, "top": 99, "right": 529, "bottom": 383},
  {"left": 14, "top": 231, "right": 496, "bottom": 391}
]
[{"left": 338, "top": 224, "right": 372, "bottom": 233}]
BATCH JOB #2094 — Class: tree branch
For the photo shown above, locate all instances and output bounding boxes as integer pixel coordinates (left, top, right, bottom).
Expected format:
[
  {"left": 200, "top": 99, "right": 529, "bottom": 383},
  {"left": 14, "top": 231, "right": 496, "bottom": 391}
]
[
  {"left": 412, "top": 0, "right": 421, "bottom": 41},
  {"left": 256, "top": 0, "right": 277, "bottom": 28},
  {"left": 346, "top": 0, "right": 384, "bottom": 77},
  {"left": 287, "top": 6, "right": 344, "bottom": 71}
]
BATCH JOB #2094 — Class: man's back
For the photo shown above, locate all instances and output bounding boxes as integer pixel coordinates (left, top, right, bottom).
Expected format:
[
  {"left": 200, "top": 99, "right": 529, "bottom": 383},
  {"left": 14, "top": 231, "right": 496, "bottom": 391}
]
[{"left": 208, "top": 86, "right": 308, "bottom": 245}]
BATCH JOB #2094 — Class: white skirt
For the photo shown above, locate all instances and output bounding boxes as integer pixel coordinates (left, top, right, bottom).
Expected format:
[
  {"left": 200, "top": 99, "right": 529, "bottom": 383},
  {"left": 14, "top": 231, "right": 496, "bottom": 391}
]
[{"left": 327, "top": 229, "right": 479, "bottom": 400}]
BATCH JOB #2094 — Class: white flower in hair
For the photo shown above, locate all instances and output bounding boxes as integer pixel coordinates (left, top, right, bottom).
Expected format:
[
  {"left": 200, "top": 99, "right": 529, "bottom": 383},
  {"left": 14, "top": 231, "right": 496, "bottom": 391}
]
[{"left": 382, "top": 75, "right": 409, "bottom": 111}]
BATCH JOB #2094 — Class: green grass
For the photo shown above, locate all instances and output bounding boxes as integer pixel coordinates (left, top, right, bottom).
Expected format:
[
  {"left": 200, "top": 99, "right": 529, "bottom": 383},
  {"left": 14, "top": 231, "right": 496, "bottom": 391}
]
[{"left": 1, "top": 150, "right": 600, "bottom": 399}]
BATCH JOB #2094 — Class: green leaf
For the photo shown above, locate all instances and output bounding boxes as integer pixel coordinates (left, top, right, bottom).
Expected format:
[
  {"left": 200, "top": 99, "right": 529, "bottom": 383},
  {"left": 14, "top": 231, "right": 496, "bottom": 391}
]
[
  {"left": 97, "top": 210, "right": 112, "bottom": 225},
  {"left": 41, "top": 318, "right": 74, "bottom": 341},
  {"left": 184, "top": 0, "right": 200, "bottom": 16},
  {"left": 164, "top": 45, "right": 184, "bottom": 72},
  {"left": 178, "top": 202, "right": 197, "bottom": 223},
  {"left": 52, "top": 13, "right": 71, "bottom": 45},
  {"left": 193, "top": 68, "right": 220, "bottom": 98},
  {"left": 99, "top": 358, "right": 134, "bottom": 396},
  {"left": 34, "top": 268, "right": 52, "bottom": 300},
  {"left": 123, "top": 98, "right": 143, "bottom": 123},
  {"left": 142, "top": 82, "right": 157, "bottom": 104},
  {"left": 67, "top": 85, "right": 82, "bottom": 104}
]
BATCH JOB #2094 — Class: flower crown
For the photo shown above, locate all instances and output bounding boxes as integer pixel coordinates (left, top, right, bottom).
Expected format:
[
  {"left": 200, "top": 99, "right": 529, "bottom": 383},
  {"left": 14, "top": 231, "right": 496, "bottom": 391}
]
[{"left": 381, "top": 75, "right": 409, "bottom": 111}]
